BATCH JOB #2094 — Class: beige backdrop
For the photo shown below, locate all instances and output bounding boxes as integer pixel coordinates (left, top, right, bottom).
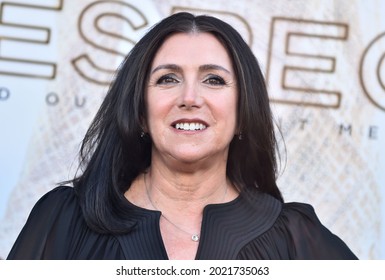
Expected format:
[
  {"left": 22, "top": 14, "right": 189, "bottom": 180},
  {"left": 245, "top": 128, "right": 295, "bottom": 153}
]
[{"left": 0, "top": 0, "right": 384, "bottom": 259}]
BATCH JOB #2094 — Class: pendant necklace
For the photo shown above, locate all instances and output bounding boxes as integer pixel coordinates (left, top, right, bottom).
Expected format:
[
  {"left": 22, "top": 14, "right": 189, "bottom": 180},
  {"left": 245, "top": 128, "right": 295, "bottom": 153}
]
[{"left": 144, "top": 172, "right": 228, "bottom": 242}]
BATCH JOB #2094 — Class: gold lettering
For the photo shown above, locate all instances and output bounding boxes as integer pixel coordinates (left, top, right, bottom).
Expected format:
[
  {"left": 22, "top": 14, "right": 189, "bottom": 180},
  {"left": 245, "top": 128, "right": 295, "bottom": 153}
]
[
  {"left": 266, "top": 17, "right": 348, "bottom": 108},
  {"left": 0, "top": 1, "right": 62, "bottom": 79}
]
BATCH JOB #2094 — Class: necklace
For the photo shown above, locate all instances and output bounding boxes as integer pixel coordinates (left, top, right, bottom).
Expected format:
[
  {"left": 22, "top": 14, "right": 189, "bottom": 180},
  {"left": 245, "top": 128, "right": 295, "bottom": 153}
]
[{"left": 143, "top": 172, "right": 228, "bottom": 242}]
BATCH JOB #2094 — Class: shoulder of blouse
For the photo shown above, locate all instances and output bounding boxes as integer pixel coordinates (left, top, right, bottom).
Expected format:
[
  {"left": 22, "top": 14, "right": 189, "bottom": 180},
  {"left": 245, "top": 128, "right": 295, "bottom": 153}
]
[
  {"left": 236, "top": 200, "right": 358, "bottom": 259},
  {"left": 7, "top": 186, "right": 125, "bottom": 259}
]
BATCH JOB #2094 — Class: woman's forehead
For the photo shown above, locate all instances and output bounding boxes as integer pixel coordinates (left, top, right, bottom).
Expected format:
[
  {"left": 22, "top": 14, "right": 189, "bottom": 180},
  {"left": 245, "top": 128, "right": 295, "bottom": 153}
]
[{"left": 151, "top": 32, "right": 233, "bottom": 72}]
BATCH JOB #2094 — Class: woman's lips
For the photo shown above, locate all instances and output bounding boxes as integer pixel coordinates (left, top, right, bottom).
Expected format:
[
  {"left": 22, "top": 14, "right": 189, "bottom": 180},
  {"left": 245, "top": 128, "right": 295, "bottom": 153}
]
[{"left": 171, "top": 119, "right": 208, "bottom": 131}]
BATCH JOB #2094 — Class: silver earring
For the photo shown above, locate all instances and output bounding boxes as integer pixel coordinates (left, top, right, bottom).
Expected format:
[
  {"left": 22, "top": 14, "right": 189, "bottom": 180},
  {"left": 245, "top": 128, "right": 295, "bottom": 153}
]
[
  {"left": 238, "top": 133, "right": 243, "bottom": 140},
  {"left": 140, "top": 131, "right": 146, "bottom": 138}
]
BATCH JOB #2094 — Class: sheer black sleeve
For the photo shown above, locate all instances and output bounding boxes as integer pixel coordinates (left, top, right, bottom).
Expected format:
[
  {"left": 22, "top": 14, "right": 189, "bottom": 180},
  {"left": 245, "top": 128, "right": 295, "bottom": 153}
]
[
  {"left": 237, "top": 202, "right": 358, "bottom": 260},
  {"left": 7, "top": 186, "right": 125, "bottom": 259}
]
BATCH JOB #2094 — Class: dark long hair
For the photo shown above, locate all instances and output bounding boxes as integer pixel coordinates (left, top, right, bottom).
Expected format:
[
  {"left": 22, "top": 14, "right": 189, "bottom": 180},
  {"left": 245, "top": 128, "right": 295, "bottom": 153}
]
[{"left": 71, "top": 12, "right": 283, "bottom": 234}]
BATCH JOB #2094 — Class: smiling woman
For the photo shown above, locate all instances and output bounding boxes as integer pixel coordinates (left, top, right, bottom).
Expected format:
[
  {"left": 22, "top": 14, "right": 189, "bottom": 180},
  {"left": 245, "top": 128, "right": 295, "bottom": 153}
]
[
  {"left": 145, "top": 32, "right": 237, "bottom": 174},
  {"left": 7, "top": 12, "right": 357, "bottom": 260}
]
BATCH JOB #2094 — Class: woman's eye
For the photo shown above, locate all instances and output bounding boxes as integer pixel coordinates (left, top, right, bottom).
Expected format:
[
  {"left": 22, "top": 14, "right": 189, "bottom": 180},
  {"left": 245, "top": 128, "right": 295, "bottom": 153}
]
[
  {"left": 156, "top": 75, "right": 179, "bottom": 85},
  {"left": 204, "top": 75, "right": 226, "bottom": 86}
]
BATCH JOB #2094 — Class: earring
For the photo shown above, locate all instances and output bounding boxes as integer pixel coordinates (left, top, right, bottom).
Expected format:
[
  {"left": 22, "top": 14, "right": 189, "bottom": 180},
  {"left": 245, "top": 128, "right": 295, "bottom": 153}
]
[
  {"left": 140, "top": 131, "right": 146, "bottom": 138},
  {"left": 238, "top": 133, "right": 243, "bottom": 140}
]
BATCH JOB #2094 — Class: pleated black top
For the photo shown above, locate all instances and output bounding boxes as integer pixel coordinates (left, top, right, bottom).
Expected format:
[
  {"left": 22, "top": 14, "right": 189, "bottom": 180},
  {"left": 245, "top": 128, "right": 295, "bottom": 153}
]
[{"left": 7, "top": 186, "right": 357, "bottom": 259}]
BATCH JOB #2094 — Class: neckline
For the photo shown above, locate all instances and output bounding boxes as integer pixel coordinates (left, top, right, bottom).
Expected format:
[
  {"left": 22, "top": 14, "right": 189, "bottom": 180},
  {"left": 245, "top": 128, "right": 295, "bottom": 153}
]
[
  {"left": 121, "top": 191, "right": 243, "bottom": 260},
  {"left": 123, "top": 190, "right": 242, "bottom": 215},
  {"left": 117, "top": 190, "right": 282, "bottom": 259}
]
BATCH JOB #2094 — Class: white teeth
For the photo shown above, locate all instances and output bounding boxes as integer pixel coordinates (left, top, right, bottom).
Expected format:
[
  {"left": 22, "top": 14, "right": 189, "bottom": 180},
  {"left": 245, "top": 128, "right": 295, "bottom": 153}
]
[{"left": 175, "top": 122, "right": 207, "bottom": 131}]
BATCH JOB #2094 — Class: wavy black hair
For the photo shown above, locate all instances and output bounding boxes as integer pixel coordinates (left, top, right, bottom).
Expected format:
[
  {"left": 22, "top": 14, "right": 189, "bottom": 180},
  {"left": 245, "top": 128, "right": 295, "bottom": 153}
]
[{"left": 70, "top": 12, "right": 283, "bottom": 234}]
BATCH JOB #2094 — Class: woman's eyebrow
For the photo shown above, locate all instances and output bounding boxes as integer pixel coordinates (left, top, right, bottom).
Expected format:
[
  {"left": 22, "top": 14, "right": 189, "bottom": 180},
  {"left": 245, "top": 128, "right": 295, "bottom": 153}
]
[
  {"left": 151, "top": 64, "right": 182, "bottom": 74},
  {"left": 199, "top": 64, "right": 231, "bottom": 74},
  {"left": 151, "top": 64, "right": 231, "bottom": 75}
]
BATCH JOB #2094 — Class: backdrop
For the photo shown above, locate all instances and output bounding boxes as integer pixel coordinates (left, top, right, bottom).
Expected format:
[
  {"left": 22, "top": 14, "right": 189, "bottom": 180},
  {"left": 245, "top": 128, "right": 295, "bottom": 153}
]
[{"left": 0, "top": 0, "right": 384, "bottom": 259}]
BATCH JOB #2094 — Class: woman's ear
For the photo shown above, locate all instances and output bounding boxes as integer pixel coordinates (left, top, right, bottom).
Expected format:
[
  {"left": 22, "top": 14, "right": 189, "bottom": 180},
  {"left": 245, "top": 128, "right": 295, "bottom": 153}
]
[
  {"left": 235, "top": 124, "right": 243, "bottom": 140},
  {"left": 140, "top": 116, "right": 149, "bottom": 134}
]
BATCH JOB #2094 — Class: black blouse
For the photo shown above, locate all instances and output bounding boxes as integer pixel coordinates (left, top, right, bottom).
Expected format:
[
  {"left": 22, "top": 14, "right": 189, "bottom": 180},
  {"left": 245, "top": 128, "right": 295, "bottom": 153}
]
[{"left": 7, "top": 186, "right": 357, "bottom": 260}]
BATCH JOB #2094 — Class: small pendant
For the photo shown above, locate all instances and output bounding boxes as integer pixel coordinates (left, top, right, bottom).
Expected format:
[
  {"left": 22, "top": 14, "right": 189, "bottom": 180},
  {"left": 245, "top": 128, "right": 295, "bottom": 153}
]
[{"left": 191, "top": 234, "right": 200, "bottom": 242}]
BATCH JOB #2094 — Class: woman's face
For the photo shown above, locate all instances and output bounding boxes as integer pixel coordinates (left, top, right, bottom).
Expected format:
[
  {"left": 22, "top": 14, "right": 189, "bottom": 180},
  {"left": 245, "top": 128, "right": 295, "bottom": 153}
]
[{"left": 146, "top": 32, "right": 238, "bottom": 167}]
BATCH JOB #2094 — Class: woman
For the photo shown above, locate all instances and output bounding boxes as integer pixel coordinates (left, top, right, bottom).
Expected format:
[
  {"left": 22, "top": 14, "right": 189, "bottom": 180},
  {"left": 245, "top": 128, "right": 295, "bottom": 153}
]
[{"left": 7, "top": 12, "right": 357, "bottom": 260}]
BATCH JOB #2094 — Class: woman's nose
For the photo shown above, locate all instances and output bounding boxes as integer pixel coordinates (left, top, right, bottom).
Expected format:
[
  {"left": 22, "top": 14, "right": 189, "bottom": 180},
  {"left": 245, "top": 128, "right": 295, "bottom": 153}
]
[{"left": 178, "top": 82, "right": 203, "bottom": 109}]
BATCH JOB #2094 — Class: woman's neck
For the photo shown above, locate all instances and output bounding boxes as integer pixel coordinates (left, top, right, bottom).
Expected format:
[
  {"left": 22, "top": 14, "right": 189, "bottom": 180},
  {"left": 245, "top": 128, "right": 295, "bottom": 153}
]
[
  {"left": 125, "top": 156, "right": 239, "bottom": 226},
  {"left": 145, "top": 160, "right": 234, "bottom": 212}
]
